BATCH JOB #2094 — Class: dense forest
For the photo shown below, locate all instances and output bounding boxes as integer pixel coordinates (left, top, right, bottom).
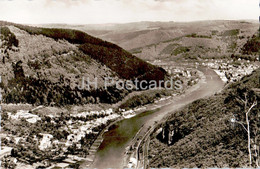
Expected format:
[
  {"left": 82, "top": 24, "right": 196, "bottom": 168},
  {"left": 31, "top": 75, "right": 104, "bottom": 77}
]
[
  {"left": 2, "top": 61, "right": 129, "bottom": 106},
  {"left": 0, "top": 21, "right": 167, "bottom": 83},
  {"left": 0, "top": 21, "right": 168, "bottom": 106}
]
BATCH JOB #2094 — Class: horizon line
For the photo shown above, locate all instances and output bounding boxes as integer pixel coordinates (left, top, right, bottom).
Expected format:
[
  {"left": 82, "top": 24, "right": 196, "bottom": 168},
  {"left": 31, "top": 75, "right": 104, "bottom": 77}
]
[{"left": 1, "top": 18, "right": 258, "bottom": 26}]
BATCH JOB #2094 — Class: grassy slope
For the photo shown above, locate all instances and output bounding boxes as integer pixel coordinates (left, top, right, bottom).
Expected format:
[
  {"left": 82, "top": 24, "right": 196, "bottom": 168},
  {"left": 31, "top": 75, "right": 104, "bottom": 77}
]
[
  {"left": 95, "top": 21, "right": 257, "bottom": 50},
  {"left": 149, "top": 68, "right": 260, "bottom": 168},
  {"left": 127, "top": 21, "right": 258, "bottom": 61}
]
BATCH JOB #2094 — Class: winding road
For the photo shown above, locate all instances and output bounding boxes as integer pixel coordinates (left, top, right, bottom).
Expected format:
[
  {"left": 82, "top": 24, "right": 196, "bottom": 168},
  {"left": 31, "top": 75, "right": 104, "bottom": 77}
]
[{"left": 90, "top": 67, "right": 224, "bottom": 169}]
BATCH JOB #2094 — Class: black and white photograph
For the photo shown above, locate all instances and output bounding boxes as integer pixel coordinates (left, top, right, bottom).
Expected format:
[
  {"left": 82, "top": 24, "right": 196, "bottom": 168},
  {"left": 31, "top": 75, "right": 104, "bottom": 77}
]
[{"left": 0, "top": 0, "right": 259, "bottom": 168}]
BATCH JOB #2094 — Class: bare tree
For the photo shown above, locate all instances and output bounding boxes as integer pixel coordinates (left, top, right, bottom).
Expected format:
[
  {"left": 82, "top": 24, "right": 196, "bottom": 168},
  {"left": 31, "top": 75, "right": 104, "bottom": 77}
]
[{"left": 229, "top": 88, "right": 258, "bottom": 167}]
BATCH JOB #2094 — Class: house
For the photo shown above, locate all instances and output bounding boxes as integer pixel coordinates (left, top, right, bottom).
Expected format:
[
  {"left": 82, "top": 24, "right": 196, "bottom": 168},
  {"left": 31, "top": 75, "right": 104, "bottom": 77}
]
[
  {"left": 9, "top": 110, "right": 41, "bottom": 123},
  {"left": 128, "top": 157, "right": 137, "bottom": 168},
  {"left": 39, "top": 134, "right": 53, "bottom": 150}
]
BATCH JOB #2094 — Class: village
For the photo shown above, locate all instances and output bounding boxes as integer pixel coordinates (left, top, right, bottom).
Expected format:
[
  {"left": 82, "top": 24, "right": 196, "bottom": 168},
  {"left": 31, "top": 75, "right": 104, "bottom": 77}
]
[
  {"left": 1, "top": 100, "right": 179, "bottom": 169},
  {"left": 1, "top": 106, "right": 123, "bottom": 168},
  {"left": 151, "top": 58, "right": 260, "bottom": 84},
  {"left": 201, "top": 59, "right": 259, "bottom": 83}
]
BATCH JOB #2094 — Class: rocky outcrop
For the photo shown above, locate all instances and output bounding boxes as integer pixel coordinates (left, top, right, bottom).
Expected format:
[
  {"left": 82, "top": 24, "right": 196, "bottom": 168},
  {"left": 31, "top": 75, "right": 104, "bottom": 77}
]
[{"left": 160, "top": 123, "right": 178, "bottom": 145}]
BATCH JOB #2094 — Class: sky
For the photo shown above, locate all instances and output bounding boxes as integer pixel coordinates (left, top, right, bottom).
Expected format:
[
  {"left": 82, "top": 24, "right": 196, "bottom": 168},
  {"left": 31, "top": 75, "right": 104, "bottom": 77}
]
[{"left": 0, "top": 0, "right": 259, "bottom": 24}]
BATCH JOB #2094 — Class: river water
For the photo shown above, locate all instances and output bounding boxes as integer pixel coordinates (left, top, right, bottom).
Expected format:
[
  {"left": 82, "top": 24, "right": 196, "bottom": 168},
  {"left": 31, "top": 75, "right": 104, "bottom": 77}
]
[{"left": 91, "top": 67, "right": 224, "bottom": 168}]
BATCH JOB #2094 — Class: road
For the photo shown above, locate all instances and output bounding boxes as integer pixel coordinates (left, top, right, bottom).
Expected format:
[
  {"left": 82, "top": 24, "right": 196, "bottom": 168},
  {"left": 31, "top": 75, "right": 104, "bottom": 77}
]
[{"left": 90, "top": 67, "right": 224, "bottom": 169}]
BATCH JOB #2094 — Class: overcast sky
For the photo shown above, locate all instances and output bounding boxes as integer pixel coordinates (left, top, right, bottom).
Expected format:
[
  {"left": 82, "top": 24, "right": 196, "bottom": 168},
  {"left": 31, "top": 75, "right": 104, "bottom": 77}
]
[{"left": 0, "top": 0, "right": 259, "bottom": 24}]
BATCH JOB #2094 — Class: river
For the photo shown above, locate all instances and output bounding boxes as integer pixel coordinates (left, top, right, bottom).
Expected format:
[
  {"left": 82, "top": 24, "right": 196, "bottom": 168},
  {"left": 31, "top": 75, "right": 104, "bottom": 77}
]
[{"left": 91, "top": 67, "right": 224, "bottom": 168}]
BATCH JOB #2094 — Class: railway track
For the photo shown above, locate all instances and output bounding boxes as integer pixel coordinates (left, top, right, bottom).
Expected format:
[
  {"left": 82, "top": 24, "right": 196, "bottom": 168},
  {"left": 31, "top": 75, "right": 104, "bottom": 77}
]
[{"left": 136, "top": 126, "right": 155, "bottom": 169}]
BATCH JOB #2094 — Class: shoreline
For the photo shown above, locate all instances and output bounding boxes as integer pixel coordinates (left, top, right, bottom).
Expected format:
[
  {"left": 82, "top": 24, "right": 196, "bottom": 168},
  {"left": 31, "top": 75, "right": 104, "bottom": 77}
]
[
  {"left": 79, "top": 116, "right": 124, "bottom": 168},
  {"left": 82, "top": 68, "right": 206, "bottom": 168},
  {"left": 121, "top": 68, "right": 206, "bottom": 168}
]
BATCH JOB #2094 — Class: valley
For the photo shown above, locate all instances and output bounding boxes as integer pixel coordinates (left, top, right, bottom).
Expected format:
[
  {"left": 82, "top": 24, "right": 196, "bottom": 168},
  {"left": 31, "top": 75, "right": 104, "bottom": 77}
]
[{"left": 0, "top": 20, "right": 259, "bottom": 168}]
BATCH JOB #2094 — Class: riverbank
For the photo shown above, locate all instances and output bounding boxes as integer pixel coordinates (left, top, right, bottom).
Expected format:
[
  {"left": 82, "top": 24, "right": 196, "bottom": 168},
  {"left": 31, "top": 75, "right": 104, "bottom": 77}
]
[
  {"left": 89, "top": 67, "right": 220, "bottom": 168},
  {"left": 131, "top": 67, "right": 226, "bottom": 168},
  {"left": 129, "top": 68, "right": 206, "bottom": 115},
  {"left": 79, "top": 116, "right": 124, "bottom": 168},
  {"left": 121, "top": 68, "right": 206, "bottom": 168}
]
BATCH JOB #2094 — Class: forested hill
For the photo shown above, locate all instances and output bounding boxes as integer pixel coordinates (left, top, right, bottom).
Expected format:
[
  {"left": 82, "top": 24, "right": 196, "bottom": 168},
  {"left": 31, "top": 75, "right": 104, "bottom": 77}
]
[
  {"left": 149, "top": 68, "right": 260, "bottom": 168},
  {"left": 0, "top": 21, "right": 167, "bottom": 81},
  {"left": 0, "top": 21, "right": 167, "bottom": 106}
]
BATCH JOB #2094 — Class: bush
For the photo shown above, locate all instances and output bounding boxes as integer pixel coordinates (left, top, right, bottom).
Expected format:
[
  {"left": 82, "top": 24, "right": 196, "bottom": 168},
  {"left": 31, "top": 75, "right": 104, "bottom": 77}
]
[
  {"left": 0, "top": 26, "right": 19, "bottom": 48},
  {"left": 241, "top": 33, "right": 260, "bottom": 55},
  {"left": 172, "top": 46, "right": 190, "bottom": 56}
]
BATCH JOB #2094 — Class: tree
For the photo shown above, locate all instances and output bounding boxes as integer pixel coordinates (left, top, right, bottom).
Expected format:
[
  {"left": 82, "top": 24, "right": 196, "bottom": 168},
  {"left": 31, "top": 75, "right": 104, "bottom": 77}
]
[{"left": 228, "top": 87, "right": 259, "bottom": 167}]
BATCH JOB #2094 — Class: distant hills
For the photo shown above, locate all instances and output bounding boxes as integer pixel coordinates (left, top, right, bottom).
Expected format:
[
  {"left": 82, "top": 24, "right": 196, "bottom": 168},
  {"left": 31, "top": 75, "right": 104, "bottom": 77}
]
[
  {"left": 0, "top": 21, "right": 167, "bottom": 106},
  {"left": 1, "top": 20, "right": 258, "bottom": 106},
  {"left": 39, "top": 20, "right": 259, "bottom": 61}
]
